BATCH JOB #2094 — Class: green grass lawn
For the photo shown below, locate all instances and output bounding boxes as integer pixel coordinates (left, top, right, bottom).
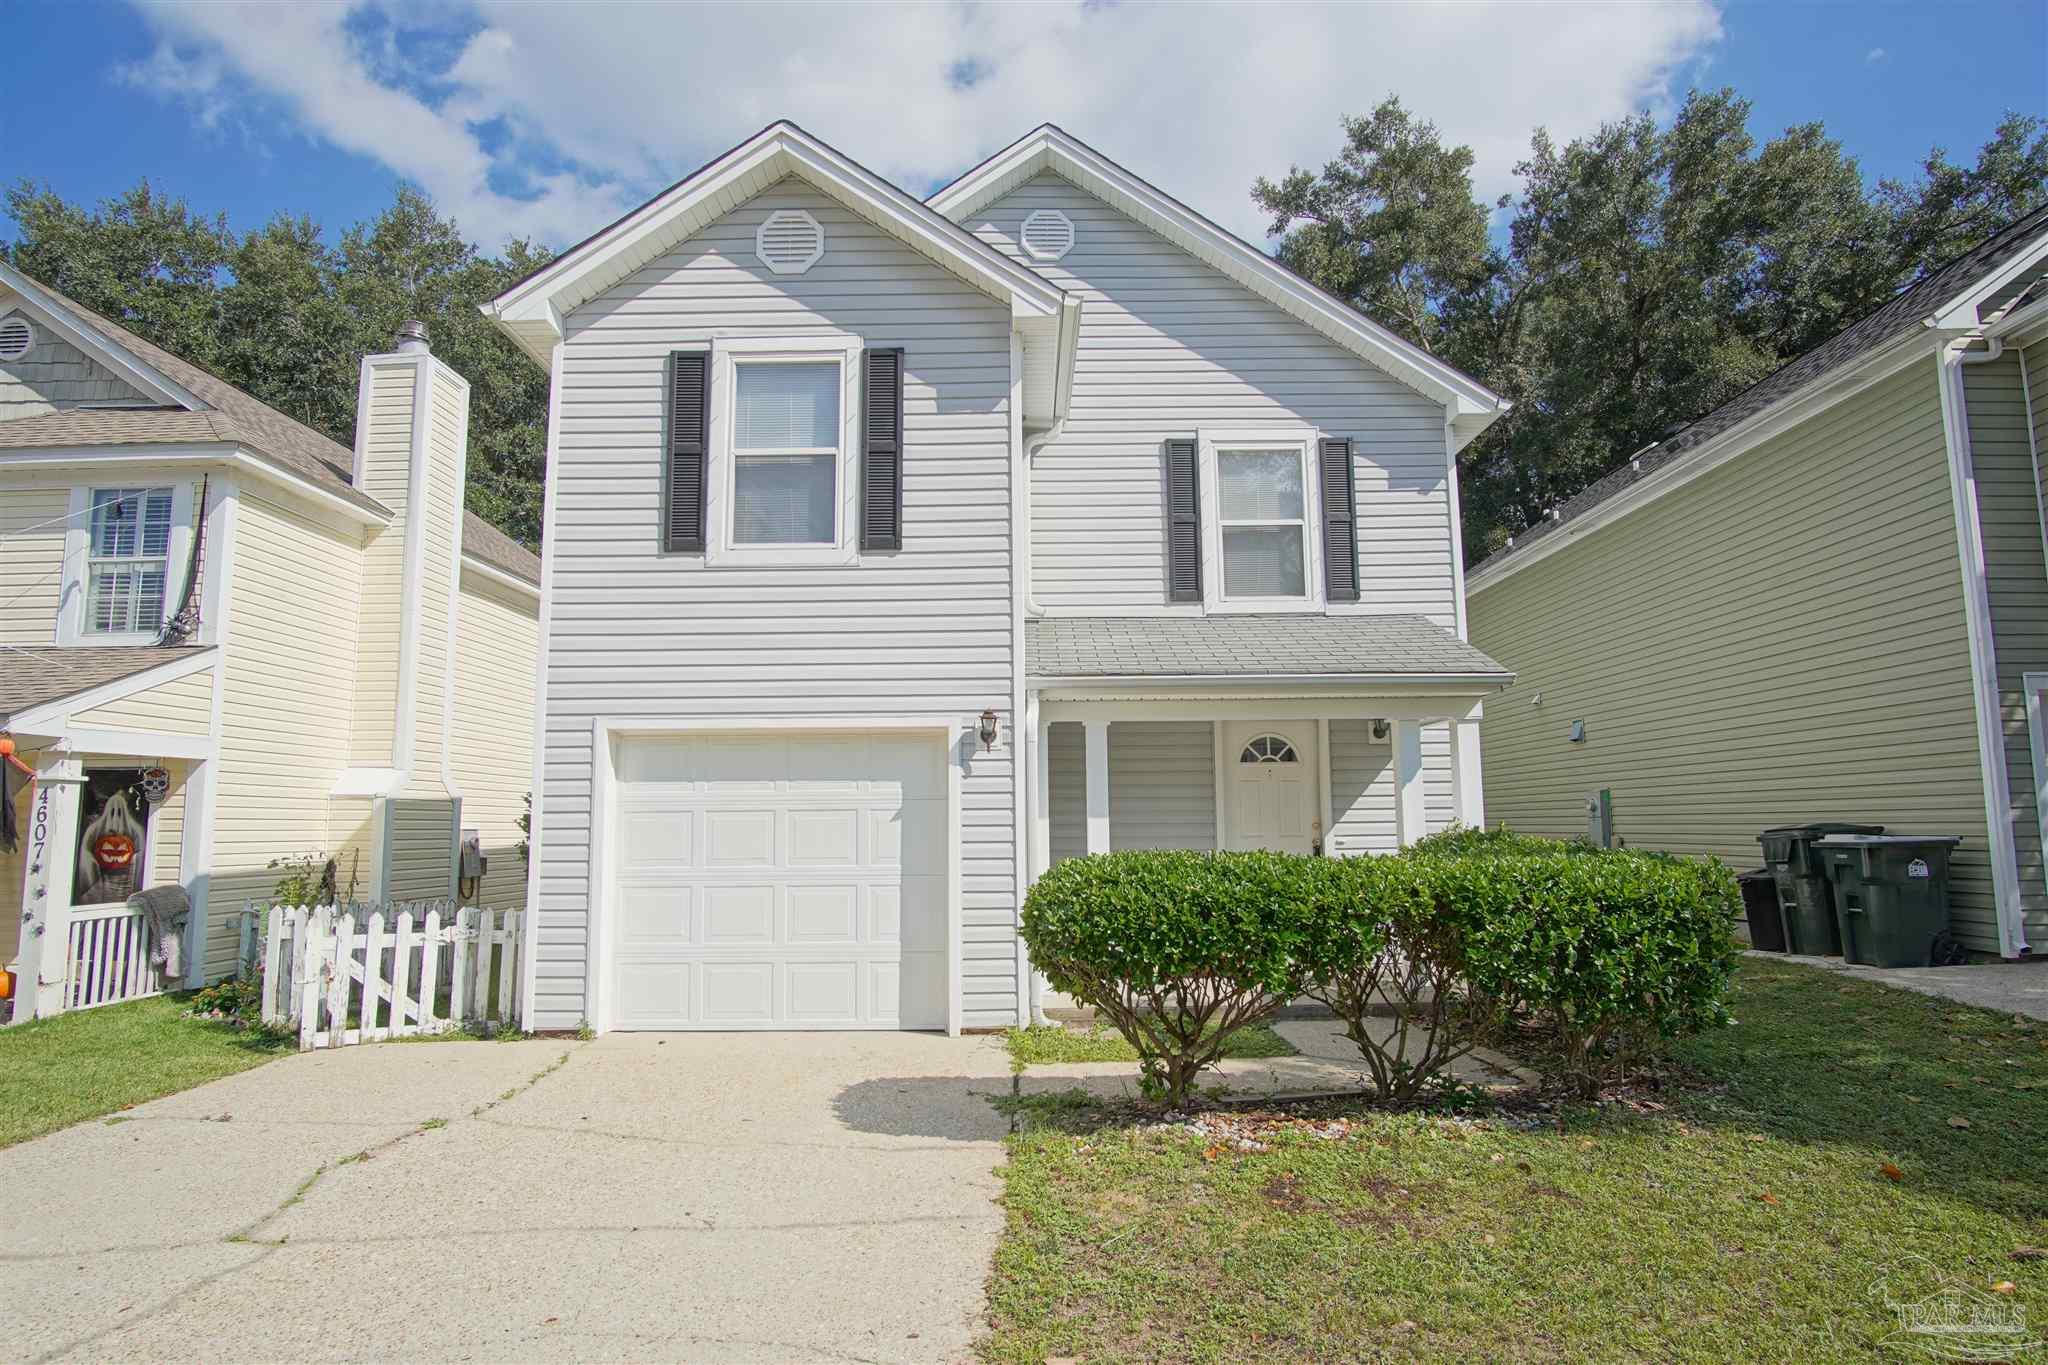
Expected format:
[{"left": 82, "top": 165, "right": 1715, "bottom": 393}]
[
  {"left": 0, "top": 993, "right": 292, "bottom": 1148},
  {"left": 1006, "top": 1020, "right": 1297, "bottom": 1070},
  {"left": 982, "top": 958, "right": 2048, "bottom": 1362}
]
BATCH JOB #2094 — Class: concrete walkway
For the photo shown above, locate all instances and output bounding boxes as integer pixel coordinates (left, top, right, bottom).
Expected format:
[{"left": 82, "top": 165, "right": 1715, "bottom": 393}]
[
  {"left": 6, "top": 1031, "right": 1022, "bottom": 1364},
  {"left": 1769, "top": 951, "right": 2048, "bottom": 1020}
]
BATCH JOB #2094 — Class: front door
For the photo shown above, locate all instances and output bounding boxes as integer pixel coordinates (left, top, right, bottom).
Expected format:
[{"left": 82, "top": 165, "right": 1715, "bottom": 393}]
[{"left": 1226, "top": 726, "right": 1316, "bottom": 854}]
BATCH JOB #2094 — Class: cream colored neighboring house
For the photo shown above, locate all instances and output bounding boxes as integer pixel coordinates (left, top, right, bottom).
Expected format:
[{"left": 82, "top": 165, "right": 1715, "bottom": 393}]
[
  {"left": 0, "top": 264, "right": 540, "bottom": 1020},
  {"left": 1467, "top": 206, "right": 2048, "bottom": 960}
]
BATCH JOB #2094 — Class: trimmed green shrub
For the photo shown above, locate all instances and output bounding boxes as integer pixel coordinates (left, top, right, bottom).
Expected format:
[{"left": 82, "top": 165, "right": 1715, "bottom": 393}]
[
  {"left": 1020, "top": 850, "right": 1343, "bottom": 1105},
  {"left": 1301, "top": 854, "right": 1495, "bottom": 1102},
  {"left": 1413, "top": 839, "right": 1741, "bottom": 1095}
]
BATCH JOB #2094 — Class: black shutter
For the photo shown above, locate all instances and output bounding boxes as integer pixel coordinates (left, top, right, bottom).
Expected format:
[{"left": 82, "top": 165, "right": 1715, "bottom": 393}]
[
  {"left": 1319, "top": 436, "right": 1359, "bottom": 602},
  {"left": 861, "top": 347, "right": 904, "bottom": 551},
  {"left": 664, "top": 350, "right": 708, "bottom": 552},
  {"left": 1164, "top": 437, "right": 1202, "bottom": 602}
]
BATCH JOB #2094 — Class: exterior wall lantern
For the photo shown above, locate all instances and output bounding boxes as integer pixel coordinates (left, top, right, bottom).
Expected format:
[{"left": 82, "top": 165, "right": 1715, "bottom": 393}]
[{"left": 978, "top": 708, "right": 999, "bottom": 751}]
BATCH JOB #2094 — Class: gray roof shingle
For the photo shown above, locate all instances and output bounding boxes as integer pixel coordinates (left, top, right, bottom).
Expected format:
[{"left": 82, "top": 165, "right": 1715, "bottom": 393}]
[
  {"left": 1026, "top": 615, "right": 1510, "bottom": 681},
  {"left": 1472, "top": 204, "right": 2048, "bottom": 578},
  {"left": 1, "top": 645, "right": 213, "bottom": 725}
]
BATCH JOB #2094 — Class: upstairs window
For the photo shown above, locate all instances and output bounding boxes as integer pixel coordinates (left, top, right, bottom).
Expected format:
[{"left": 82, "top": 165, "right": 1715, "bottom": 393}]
[
  {"left": 732, "top": 360, "right": 840, "bottom": 546},
  {"left": 85, "top": 487, "right": 173, "bottom": 635},
  {"left": 1216, "top": 447, "right": 1308, "bottom": 600}
]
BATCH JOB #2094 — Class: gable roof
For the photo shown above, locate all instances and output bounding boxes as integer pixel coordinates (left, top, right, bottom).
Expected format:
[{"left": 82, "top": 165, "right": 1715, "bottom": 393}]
[
  {"left": 1468, "top": 203, "right": 2048, "bottom": 586},
  {"left": 0, "top": 262, "right": 540, "bottom": 586},
  {"left": 484, "top": 120, "right": 1071, "bottom": 374},
  {"left": 928, "top": 124, "right": 1507, "bottom": 447}
]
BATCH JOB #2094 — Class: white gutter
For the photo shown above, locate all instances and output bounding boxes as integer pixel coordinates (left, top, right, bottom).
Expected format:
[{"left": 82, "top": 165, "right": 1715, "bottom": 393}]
[{"left": 1938, "top": 335, "right": 2029, "bottom": 957}]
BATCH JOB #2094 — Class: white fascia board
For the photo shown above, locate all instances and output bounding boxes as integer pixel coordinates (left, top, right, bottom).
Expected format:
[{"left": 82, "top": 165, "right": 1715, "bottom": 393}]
[
  {"left": 1029, "top": 672, "right": 1511, "bottom": 693},
  {"left": 484, "top": 123, "right": 1065, "bottom": 369},
  {"left": 460, "top": 553, "right": 540, "bottom": 601},
  {"left": 931, "top": 127, "right": 1506, "bottom": 424},
  {"left": 0, "top": 445, "right": 390, "bottom": 527},
  {"left": 1927, "top": 232, "right": 2048, "bottom": 331},
  {"left": 1467, "top": 328, "right": 1940, "bottom": 594},
  {"left": 0, "top": 260, "right": 203, "bottom": 410}
]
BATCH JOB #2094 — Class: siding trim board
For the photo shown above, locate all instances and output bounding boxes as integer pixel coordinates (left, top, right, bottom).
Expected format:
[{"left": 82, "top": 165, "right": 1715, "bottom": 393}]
[{"left": 1939, "top": 342, "right": 2027, "bottom": 955}]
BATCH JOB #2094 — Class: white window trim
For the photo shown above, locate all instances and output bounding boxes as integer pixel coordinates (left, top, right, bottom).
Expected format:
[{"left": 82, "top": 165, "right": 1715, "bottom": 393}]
[
  {"left": 707, "top": 334, "right": 863, "bottom": 568},
  {"left": 1198, "top": 427, "right": 1322, "bottom": 613},
  {"left": 56, "top": 481, "right": 196, "bottom": 646}
]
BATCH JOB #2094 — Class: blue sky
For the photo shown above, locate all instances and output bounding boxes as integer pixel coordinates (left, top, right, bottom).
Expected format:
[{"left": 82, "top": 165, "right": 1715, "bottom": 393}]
[{"left": 2, "top": 1, "right": 2042, "bottom": 257}]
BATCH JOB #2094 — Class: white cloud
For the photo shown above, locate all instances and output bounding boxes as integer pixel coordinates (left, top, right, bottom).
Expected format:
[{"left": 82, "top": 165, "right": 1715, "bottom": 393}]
[
  {"left": 1867, "top": 46, "right": 1889, "bottom": 64},
  {"left": 121, "top": 0, "right": 1725, "bottom": 249}
]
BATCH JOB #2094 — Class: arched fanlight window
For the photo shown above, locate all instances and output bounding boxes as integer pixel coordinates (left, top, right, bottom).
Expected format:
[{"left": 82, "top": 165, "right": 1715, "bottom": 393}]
[{"left": 1238, "top": 735, "right": 1299, "bottom": 764}]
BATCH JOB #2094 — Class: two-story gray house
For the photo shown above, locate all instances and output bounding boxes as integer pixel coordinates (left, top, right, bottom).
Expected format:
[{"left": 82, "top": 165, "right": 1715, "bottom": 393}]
[{"left": 486, "top": 123, "right": 1511, "bottom": 1034}]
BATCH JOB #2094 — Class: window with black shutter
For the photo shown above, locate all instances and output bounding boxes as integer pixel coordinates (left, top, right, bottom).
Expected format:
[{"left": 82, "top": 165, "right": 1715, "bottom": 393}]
[
  {"left": 1319, "top": 436, "right": 1359, "bottom": 602},
  {"left": 1164, "top": 436, "right": 1202, "bottom": 602},
  {"left": 861, "top": 347, "right": 904, "bottom": 550},
  {"left": 663, "top": 350, "right": 709, "bottom": 552}
]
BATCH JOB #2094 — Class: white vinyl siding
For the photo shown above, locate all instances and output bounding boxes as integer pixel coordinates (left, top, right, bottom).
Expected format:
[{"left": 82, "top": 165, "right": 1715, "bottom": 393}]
[
  {"left": 450, "top": 570, "right": 540, "bottom": 911},
  {"left": 0, "top": 481, "right": 71, "bottom": 645},
  {"left": 205, "top": 488, "right": 365, "bottom": 977},
  {"left": 1109, "top": 722, "right": 1217, "bottom": 851},
  {"left": 537, "top": 178, "right": 1018, "bottom": 1031},
  {"left": 71, "top": 666, "right": 216, "bottom": 737},
  {"left": 348, "top": 359, "right": 415, "bottom": 768},
  {"left": 1973, "top": 347, "right": 2048, "bottom": 946},
  {"left": 1328, "top": 720, "right": 1397, "bottom": 856},
  {"left": 1469, "top": 363, "right": 2000, "bottom": 950},
  {"left": 972, "top": 173, "right": 1456, "bottom": 625}
]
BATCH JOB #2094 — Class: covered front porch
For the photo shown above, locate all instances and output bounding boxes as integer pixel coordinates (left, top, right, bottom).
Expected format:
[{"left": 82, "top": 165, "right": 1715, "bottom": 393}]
[
  {"left": 1022, "top": 614, "right": 1512, "bottom": 872},
  {"left": 4, "top": 645, "right": 219, "bottom": 1022}
]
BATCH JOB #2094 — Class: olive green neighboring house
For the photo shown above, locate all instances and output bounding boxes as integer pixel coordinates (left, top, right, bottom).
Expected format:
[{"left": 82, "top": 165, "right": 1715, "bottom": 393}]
[
  {"left": 1467, "top": 207, "right": 2048, "bottom": 958},
  {"left": 0, "top": 263, "right": 541, "bottom": 1020}
]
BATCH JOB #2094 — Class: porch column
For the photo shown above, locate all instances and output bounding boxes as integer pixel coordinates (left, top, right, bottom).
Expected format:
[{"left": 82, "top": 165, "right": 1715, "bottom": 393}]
[
  {"left": 16, "top": 753, "right": 85, "bottom": 1022},
  {"left": 1391, "top": 720, "right": 1427, "bottom": 849},
  {"left": 1029, "top": 697, "right": 1050, "bottom": 881},
  {"left": 1083, "top": 719, "right": 1111, "bottom": 855},
  {"left": 1450, "top": 715, "right": 1485, "bottom": 831}
]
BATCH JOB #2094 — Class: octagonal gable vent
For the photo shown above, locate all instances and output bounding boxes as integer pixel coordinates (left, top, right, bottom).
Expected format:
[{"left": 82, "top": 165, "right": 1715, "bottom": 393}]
[
  {"left": 756, "top": 209, "right": 825, "bottom": 275},
  {"left": 1020, "top": 209, "right": 1075, "bottom": 262},
  {"left": 0, "top": 316, "right": 33, "bottom": 362}
]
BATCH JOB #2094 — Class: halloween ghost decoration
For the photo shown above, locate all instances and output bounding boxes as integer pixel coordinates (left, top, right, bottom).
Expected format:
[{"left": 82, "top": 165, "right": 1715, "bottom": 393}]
[{"left": 77, "top": 789, "right": 147, "bottom": 906}]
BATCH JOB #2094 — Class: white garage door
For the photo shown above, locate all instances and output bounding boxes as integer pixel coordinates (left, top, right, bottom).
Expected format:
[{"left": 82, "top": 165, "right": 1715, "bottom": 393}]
[{"left": 609, "top": 731, "right": 948, "bottom": 1030}]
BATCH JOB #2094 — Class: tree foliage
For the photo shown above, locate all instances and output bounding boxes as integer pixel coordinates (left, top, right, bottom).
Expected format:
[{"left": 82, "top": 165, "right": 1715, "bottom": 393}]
[
  {"left": 2, "top": 181, "right": 552, "bottom": 546},
  {"left": 1258, "top": 91, "right": 2048, "bottom": 561}
]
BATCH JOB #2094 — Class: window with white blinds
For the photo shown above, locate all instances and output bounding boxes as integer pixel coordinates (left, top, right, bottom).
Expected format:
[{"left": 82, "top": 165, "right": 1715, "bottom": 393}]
[
  {"left": 1216, "top": 449, "right": 1307, "bottom": 599},
  {"left": 732, "top": 360, "right": 839, "bottom": 545},
  {"left": 85, "top": 486, "right": 174, "bottom": 634}
]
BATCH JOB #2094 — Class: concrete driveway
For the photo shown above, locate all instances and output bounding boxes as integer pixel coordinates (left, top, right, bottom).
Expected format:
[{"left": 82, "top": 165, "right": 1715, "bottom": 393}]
[{"left": 5, "top": 1031, "right": 1021, "bottom": 1364}]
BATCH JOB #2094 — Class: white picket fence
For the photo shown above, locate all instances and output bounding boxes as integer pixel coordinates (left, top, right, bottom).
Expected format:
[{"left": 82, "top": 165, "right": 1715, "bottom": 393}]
[
  {"left": 259, "top": 905, "right": 522, "bottom": 1050},
  {"left": 64, "top": 905, "right": 166, "bottom": 1012}
]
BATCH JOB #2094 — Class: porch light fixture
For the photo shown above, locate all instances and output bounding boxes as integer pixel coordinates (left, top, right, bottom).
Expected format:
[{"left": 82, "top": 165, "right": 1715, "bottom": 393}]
[{"left": 978, "top": 708, "right": 999, "bottom": 751}]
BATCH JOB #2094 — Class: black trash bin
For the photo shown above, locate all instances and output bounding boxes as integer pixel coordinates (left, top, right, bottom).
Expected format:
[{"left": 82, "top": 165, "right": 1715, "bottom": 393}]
[
  {"left": 1758, "top": 823, "right": 1884, "bottom": 956},
  {"left": 1737, "top": 870, "right": 1787, "bottom": 952},
  {"left": 1815, "top": 835, "right": 1967, "bottom": 968}
]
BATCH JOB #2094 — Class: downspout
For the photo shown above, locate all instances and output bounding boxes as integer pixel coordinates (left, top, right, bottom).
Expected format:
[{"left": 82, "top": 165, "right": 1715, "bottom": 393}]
[
  {"left": 1019, "top": 408, "right": 1067, "bottom": 1026},
  {"left": 1939, "top": 335, "right": 2029, "bottom": 956}
]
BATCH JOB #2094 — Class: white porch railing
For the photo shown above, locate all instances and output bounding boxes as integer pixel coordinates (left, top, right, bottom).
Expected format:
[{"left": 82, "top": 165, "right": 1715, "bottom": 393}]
[
  {"left": 63, "top": 905, "right": 166, "bottom": 1012},
  {"left": 259, "top": 905, "right": 522, "bottom": 1050}
]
